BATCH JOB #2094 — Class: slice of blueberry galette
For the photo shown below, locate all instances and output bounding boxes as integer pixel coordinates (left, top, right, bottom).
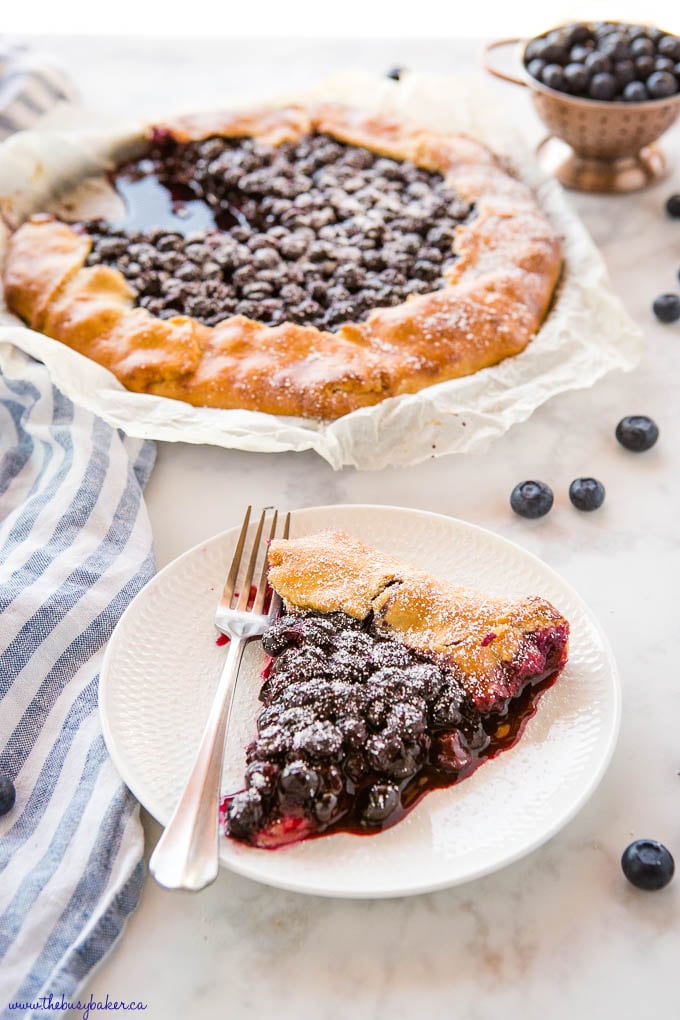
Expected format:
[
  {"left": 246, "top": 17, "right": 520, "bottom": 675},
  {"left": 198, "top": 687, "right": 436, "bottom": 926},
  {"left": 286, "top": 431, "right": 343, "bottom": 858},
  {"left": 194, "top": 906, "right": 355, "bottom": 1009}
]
[
  {"left": 3, "top": 102, "right": 562, "bottom": 420},
  {"left": 222, "top": 530, "right": 570, "bottom": 848}
]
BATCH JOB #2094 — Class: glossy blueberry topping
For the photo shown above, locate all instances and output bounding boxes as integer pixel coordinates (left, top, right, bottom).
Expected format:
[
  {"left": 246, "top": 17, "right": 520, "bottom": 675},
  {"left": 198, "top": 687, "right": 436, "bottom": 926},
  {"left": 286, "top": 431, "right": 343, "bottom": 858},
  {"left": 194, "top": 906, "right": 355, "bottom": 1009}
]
[
  {"left": 0, "top": 776, "right": 16, "bottom": 817},
  {"left": 665, "top": 193, "right": 680, "bottom": 218},
  {"left": 615, "top": 415, "right": 659, "bottom": 452},
  {"left": 621, "top": 839, "right": 675, "bottom": 890},
  {"left": 226, "top": 788, "right": 264, "bottom": 838},
  {"left": 510, "top": 480, "right": 554, "bottom": 519},
  {"left": 80, "top": 132, "right": 471, "bottom": 333},
  {"left": 569, "top": 477, "right": 606, "bottom": 511},
  {"left": 362, "top": 783, "right": 401, "bottom": 824}
]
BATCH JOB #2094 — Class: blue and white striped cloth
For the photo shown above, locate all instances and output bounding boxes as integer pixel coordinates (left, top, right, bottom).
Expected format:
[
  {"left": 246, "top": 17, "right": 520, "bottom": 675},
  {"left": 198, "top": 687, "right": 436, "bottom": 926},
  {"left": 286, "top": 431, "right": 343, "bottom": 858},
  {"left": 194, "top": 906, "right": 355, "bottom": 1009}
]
[
  {"left": 0, "top": 40, "right": 77, "bottom": 140},
  {"left": 0, "top": 349, "right": 156, "bottom": 1015}
]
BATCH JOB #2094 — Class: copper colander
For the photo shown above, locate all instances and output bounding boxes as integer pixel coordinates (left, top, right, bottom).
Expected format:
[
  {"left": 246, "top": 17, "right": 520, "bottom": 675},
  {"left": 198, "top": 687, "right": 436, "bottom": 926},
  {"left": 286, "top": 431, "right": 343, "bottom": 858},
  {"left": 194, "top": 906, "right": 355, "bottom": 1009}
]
[{"left": 483, "top": 30, "right": 680, "bottom": 193}]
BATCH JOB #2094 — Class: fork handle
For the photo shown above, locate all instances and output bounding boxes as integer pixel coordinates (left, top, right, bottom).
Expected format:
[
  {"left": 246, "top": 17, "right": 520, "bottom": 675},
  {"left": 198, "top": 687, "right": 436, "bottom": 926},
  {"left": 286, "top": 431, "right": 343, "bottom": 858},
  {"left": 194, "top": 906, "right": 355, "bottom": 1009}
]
[{"left": 149, "top": 636, "right": 247, "bottom": 891}]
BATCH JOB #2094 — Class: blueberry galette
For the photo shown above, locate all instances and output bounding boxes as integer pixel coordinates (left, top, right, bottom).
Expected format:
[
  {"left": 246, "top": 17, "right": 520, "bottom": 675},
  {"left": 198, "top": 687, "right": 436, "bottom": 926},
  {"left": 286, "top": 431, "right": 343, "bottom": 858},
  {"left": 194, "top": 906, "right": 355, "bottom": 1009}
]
[
  {"left": 3, "top": 103, "right": 562, "bottom": 419},
  {"left": 222, "top": 530, "right": 569, "bottom": 848}
]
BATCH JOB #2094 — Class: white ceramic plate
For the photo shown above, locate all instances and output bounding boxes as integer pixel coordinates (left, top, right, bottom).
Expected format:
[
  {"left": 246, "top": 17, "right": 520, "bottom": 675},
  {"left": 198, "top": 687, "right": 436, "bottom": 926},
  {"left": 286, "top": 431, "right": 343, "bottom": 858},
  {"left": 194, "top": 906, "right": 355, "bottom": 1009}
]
[{"left": 100, "top": 504, "right": 620, "bottom": 898}]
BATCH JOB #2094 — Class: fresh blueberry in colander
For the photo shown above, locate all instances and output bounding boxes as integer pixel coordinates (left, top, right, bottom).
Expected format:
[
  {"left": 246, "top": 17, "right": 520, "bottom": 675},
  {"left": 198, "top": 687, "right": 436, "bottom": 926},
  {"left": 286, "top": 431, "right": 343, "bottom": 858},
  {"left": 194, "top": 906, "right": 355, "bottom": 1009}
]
[
  {"left": 523, "top": 21, "right": 680, "bottom": 102},
  {"left": 541, "top": 64, "right": 565, "bottom": 90},
  {"left": 589, "top": 72, "right": 618, "bottom": 100},
  {"left": 623, "top": 81, "right": 648, "bottom": 102},
  {"left": 563, "top": 63, "right": 590, "bottom": 94},
  {"left": 646, "top": 71, "right": 678, "bottom": 98}
]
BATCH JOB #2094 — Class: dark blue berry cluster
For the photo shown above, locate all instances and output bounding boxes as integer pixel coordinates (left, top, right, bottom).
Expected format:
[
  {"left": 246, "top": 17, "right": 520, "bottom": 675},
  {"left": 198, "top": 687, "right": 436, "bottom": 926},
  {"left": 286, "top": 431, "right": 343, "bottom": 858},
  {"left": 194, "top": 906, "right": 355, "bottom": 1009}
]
[
  {"left": 82, "top": 132, "right": 470, "bottom": 333},
  {"left": 525, "top": 21, "right": 680, "bottom": 102},
  {"left": 225, "top": 611, "right": 488, "bottom": 843}
]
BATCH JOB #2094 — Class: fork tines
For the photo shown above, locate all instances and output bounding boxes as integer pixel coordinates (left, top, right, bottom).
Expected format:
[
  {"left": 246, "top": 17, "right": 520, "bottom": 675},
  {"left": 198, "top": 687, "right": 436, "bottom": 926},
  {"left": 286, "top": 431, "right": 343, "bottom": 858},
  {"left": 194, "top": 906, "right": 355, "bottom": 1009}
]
[{"left": 220, "top": 506, "right": 290, "bottom": 617}]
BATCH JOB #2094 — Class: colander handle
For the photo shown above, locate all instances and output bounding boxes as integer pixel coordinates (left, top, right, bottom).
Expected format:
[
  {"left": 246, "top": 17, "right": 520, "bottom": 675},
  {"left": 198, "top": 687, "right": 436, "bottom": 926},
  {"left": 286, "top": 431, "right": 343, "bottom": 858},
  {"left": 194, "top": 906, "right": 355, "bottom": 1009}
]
[{"left": 481, "top": 37, "right": 529, "bottom": 87}]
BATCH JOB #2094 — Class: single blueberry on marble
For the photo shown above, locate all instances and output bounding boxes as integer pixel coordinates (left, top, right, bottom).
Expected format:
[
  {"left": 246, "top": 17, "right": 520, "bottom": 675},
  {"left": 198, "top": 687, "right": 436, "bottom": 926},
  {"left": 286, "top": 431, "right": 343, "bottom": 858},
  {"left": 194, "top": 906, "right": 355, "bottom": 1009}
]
[
  {"left": 621, "top": 839, "right": 675, "bottom": 890},
  {"left": 569, "top": 477, "right": 606, "bottom": 511},
  {"left": 653, "top": 294, "right": 680, "bottom": 323},
  {"left": 615, "top": 415, "right": 659, "bottom": 452},
  {"left": 510, "top": 480, "right": 554, "bottom": 519}
]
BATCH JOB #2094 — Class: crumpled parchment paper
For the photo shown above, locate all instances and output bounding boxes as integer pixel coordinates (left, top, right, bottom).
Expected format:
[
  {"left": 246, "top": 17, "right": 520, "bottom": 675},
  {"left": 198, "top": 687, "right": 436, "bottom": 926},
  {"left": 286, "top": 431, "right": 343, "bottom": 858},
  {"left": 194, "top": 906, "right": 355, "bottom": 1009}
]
[{"left": 0, "top": 71, "right": 643, "bottom": 470}]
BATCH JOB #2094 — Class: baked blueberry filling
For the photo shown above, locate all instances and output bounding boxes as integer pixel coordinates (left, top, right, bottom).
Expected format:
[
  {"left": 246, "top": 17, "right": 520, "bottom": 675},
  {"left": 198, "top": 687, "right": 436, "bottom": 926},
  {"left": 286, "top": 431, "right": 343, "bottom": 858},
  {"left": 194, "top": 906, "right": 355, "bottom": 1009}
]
[
  {"left": 221, "top": 608, "right": 568, "bottom": 849},
  {"left": 79, "top": 132, "right": 473, "bottom": 332}
]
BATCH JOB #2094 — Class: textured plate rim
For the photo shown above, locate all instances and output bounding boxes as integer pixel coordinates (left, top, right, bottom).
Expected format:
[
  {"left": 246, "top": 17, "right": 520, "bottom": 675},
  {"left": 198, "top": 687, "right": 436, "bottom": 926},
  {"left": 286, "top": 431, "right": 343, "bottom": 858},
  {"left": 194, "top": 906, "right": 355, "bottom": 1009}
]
[{"left": 100, "top": 504, "right": 621, "bottom": 898}]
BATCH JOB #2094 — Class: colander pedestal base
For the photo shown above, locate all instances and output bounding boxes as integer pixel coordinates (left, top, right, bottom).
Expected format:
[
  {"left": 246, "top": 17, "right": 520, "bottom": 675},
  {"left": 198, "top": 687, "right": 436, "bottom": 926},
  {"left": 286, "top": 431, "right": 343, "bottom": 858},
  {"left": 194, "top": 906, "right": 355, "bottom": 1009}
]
[{"left": 536, "top": 136, "right": 668, "bottom": 193}]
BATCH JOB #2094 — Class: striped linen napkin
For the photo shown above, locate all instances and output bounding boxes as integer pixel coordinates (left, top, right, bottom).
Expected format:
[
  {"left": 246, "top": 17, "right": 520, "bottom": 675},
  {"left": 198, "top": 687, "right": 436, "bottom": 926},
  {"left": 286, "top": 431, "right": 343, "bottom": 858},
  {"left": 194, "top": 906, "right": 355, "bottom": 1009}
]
[
  {"left": 0, "top": 349, "right": 156, "bottom": 1014},
  {"left": 0, "top": 40, "right": 76, "bottom": 139}
]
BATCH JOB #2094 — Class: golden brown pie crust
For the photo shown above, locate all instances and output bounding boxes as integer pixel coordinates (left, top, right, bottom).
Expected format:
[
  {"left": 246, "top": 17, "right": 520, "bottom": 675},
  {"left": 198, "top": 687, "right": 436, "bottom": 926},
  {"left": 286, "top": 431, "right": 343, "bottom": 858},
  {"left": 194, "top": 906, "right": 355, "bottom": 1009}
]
[
  {"left": 3, "top": 103, "right": 563, "bottom": 420},
  {"left": 267, "top": 529, "right": 569, "bottom": 700}
]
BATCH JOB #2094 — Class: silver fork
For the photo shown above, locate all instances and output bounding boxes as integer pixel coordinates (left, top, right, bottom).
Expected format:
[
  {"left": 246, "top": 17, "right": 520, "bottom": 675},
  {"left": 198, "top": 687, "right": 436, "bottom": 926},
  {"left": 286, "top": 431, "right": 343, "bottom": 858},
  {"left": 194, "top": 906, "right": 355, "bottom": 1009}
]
[{"left": 149, "top": 505, "right": 290, "bottom": 891}]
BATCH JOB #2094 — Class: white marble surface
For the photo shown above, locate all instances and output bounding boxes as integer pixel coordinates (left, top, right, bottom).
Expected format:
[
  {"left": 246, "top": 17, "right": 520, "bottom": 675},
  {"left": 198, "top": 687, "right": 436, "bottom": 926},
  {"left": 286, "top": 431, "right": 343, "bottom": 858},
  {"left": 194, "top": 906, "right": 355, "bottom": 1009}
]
[{"left": 19, "top": 35, "right": 680, "bottom": 1020}]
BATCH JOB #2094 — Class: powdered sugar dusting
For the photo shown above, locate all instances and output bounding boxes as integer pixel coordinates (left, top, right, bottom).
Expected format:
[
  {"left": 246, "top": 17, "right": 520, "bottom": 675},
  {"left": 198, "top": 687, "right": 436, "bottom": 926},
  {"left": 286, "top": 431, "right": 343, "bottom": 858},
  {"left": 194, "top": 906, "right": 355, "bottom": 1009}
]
[{"left": 268, "top": 529, "right": 569, "bottom": 710}]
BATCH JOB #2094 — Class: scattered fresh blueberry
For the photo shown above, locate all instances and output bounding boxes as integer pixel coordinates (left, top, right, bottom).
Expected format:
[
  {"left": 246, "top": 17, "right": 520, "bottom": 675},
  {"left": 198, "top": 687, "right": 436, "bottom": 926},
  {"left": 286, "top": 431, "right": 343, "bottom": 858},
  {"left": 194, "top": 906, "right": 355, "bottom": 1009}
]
[
  {"left": 653, "top": 293, "right": 680, "bottom": 323},
  {"left": 665, "top": 193, "right": 680, "bottom": 218},
  {"left": 621, "top": 839, "right": 675, "bottom": 890},
  {"left": 510, "top": 480, "right": 554, "bottom": 519},
  {"left": 615, "top": 415, "right": 659, "bottom": 452},
  {"left": 0, "top": 777, "right": 16, "bottom": 816},
  {"left": 385, "top": 67, "right": 405, "bottom": 81},
  {"left": 569, "top": 477, "right": 606, "bottom": 511}
]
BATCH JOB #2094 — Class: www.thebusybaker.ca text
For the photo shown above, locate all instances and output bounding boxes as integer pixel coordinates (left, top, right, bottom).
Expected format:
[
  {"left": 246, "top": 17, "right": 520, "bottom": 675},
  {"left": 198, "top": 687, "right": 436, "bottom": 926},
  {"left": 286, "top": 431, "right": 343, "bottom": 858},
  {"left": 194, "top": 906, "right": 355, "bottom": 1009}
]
[{"left": 8, "top": 992, "right": 148, "bottom": 1019}]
